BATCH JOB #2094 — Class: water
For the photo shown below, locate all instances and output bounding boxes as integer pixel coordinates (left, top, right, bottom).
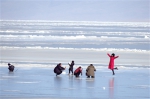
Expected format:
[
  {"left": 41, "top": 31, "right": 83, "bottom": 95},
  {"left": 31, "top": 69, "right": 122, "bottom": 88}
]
[
  {"left": 0, "top": 20, "right": 149, "bottom": 68},
  {"left": 0, "top": 20, "right": 149, "bottom": 51},
  {"left": 0, "top": 20, "right": 150, "bottom": 99}
]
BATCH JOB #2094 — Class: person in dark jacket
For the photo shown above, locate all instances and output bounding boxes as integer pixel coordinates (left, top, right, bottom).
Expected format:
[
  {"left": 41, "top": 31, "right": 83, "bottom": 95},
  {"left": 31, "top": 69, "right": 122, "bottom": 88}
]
[
  {"left": 74, "top": 66, "right": 82, "bottom": 77},
  {"left": 68, "top": 60, "right": 75, "bottom": 75},
  {"left": 54, "top": 63, "right": 66, "bottom": 76},
  {"left": 86, "top": 64, "right": 96, "bottom": 78},
  {"left": 107, "top": 53, "right": 119, "bottom": 75},
  {"left": 8, "top": 63, "right": 15, "bottom": 72}
]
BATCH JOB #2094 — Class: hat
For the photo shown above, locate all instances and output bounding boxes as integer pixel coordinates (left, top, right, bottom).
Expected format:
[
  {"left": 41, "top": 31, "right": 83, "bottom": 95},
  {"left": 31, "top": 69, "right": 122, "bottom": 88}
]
[{"left": 112, "top": 53, "right": 115, "bottom": 56}]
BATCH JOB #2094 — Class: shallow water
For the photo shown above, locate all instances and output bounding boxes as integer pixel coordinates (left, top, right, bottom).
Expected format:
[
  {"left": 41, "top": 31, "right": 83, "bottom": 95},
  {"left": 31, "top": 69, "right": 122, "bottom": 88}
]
[{"left": 0, "top": 67, "right": 149, "bottom": 99}]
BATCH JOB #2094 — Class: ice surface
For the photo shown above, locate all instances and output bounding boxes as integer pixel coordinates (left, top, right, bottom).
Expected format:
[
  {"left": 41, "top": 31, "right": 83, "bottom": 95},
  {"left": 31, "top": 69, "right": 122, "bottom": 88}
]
[
  {"left": 0, "top": 66, "right": 149, "bottom": 99},
  {"left": 0, "top": 20, "right": 149, "bottom": 98},
  {"left": 0, "top": 48, "right": 149, "bottom": 68}
]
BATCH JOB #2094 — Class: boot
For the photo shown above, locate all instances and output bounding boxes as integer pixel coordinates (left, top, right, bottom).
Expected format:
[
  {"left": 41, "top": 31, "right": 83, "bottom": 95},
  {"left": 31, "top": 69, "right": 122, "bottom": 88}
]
[{"left": 115, "top": 67, "right": 118, "bottom": 70}]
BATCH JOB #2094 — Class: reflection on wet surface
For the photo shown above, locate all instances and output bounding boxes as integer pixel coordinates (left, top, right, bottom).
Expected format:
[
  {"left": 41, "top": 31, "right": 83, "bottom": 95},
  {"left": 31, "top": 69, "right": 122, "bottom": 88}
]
[{"left": 0, "top": 67, "right": 150, "bottom": 99}]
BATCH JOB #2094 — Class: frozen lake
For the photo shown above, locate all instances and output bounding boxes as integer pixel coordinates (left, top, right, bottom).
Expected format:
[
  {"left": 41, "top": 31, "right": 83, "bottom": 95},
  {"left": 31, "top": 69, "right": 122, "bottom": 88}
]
[
  {"left": 0, "top": 48, "right": 150, "bottom": 99},
  {"left": 0, "top": 66, "right": 149, "bottom": 99},
  {"left": 0, "top": 20, "right": 149, "bottom": 99}
]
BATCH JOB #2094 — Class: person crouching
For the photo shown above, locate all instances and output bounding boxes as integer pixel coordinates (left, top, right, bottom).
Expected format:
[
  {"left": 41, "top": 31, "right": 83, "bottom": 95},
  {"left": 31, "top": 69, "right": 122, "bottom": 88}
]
[
  {"left": 86, "top": 64, "right": 96, "bottom": 78},
  {"left": 8, "top": 63, "right": 15, "bottom": 72},
  {"left": 54, "top": 63, "right": 66, "bottom": 76},
  {"left": 74, "top": 66, "right": 82, "bottom": 77}
]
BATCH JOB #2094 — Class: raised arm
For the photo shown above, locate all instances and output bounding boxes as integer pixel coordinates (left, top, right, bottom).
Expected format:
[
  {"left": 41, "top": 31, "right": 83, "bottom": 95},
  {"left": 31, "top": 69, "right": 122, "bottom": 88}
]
[
  {"left": 107, "top": 53, "right": 111, "bottom": 57},
  {"left": 68, "top": 63, "right": 70, "bottom": 66},
  {"left": 115, "top": 56, "right": 119, "bottom": 59}
]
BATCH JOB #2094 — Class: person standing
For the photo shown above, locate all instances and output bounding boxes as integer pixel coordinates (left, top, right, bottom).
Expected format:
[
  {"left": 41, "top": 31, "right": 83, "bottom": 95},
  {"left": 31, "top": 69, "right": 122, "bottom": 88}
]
[
  {"left": 54, "top": 63, "right": 66, "bottom": 76},
  {"left": 74, "top": 66, "right": 82, "bottom": 77},
  {"left": 86, "top": 64, "right": 96, "bottom": 78},
  {"left": 107, "top": 53, "right": 119, "bottom": 75},
  {"left": 68, "top": 60, "right": 75, "bottom": 75},
  {"left": 8, "top": 63, "right": 15, "bottom": 72}
]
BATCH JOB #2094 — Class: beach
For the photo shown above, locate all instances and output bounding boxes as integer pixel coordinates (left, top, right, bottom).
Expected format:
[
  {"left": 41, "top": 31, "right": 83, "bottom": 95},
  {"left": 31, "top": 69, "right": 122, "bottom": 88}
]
[
  {"left": 0, "top": 48, "right": 150, "bottom": 99},
  {"left": 0, "top": 20, "right": 149, "bottom": 99}
]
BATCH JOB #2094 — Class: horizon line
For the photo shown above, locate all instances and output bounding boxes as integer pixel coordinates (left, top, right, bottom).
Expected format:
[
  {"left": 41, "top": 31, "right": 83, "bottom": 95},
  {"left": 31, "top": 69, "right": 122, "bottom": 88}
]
[{"left": 0, "top": 20, "right": 149, "bottom": 23}]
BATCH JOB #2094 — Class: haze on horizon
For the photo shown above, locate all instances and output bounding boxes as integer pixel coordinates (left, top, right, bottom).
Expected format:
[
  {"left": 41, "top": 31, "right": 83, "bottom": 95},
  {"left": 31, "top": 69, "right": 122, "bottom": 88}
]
[{"left": 0, "top": 0, "right": 149, "bottom": 22}]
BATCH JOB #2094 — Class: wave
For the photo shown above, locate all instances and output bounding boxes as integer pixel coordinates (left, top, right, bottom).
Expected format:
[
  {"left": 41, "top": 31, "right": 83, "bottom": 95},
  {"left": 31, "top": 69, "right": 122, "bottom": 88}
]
[
  {"left": 0, "top": 34, "right": 149, "bottom": 40},
  {"left": 1, "top": 20, "right": 149, "bottom": 51},
  {"left": 1, "top": 20, "right": 150, "bottom": 27},
  {"left": 1, "top": 46, "right": 149, "bottom": 53}
]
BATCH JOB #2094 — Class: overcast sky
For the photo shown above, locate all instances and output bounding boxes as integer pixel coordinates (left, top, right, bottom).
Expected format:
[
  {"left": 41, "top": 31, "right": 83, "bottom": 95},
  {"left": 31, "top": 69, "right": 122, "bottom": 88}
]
[{"left": 0, "top": 0, "right": 149, "bottom": 22}]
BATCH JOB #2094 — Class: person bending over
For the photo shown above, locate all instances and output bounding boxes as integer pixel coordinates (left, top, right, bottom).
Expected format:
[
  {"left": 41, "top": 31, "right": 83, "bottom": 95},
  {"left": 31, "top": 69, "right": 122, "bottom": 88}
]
[
  {"left": 74, "top": 66, "right": 82, "bottom": 77},
  {"left": 54, "top": 63, "right": 66, "bottom": 76},
  {"left": 8, "top": 63, "right": 15, "bottom": 72},
  {"left": 86, "top": 64, "right": 96, "bottom": 78}
]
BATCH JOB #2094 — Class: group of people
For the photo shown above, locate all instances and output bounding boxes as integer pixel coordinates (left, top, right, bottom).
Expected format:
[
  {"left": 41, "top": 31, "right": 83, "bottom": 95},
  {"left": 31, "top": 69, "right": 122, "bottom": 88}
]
[
  {"left": 8, "top": 53, "right": 119, "bottom": 76},
  {"left": 54, "top": 53, "right": 119, "bottom": 77},
  {"left": 54, "top": 62, "right": 96, "bottom": 78}
]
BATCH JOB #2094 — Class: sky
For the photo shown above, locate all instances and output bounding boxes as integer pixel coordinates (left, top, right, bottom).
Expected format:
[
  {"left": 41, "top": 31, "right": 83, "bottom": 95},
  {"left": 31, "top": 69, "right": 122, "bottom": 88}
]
[{"left": 0, "top": 0, "right": 149, "bottom": 22}]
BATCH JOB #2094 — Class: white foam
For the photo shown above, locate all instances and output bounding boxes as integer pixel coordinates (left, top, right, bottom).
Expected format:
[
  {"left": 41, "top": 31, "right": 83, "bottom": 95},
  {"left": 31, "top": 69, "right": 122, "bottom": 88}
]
[
  {"left": 1, "top": 20, "right": 149, "bottom": 27},
  {"left": 1, "top": 34, "right": 149, "bottom": 41},
  {"left": 144, "top": 35, "right": 149, "bottom": 39},
  {"left": 0, "top": 46, "right": 149, "bottom": 53}
]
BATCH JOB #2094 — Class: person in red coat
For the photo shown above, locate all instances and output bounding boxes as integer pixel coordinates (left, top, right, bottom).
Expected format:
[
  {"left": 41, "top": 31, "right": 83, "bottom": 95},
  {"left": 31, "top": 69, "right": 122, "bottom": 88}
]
[
  {"left": 107, "top": 53, "right": 119, "bottom": 75},
  {"left": 74, "top": 66, "right": 82, "bottom": 77}
]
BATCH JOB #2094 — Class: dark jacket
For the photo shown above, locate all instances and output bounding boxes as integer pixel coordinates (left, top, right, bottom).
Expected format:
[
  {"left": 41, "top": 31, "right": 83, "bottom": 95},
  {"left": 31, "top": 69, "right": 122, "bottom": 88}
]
[
  {"left": 8, "top": 65, "right": 15, "bottom": 72},
  {"left": 69, "top": 62, "right": 74, "bottom": 69},
  {"left": 54, "top": 64, "right": 65, "bottom": 75}
]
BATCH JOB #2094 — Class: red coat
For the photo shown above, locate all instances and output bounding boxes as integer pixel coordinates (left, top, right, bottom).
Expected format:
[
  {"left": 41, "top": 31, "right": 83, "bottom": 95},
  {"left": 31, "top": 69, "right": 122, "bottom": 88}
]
[
  {"left": 74, "top": 67, "right": 82, "bottom": 74},
  {"left": 107, "top": 53, "right": 119, "bottom": 70}
]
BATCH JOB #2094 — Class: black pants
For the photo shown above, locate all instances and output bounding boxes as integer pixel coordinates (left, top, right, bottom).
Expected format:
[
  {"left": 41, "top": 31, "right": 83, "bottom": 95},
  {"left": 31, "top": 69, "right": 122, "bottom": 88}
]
[
  {"left": 69, "top": 68, "right": 73, "bottom": 74},
  {"left": 112, "top": 67, "right": 118, "bottom": 75},
  {"left": 74, "top": 72, "right": 81, "bottom": 77},
  {"left": 54, "top": 70, "right": 62, "bottom": 76}
]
